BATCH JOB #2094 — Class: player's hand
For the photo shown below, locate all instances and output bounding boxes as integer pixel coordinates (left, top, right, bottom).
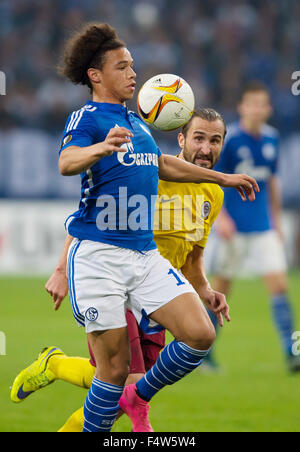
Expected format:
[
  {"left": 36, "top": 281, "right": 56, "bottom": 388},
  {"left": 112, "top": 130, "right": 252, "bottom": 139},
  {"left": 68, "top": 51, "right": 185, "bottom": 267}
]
[
  {"left": 99, "top": 127, "right": 134, "bottom": 157},
  {"left": 221, "top": 173, "right": 260, "bottom": 202},
  {"left": 198, "top": 287, "right": 230, "bottom": 327},
  {"left": 45, "top": 268, "right": 68, "bottom": 311}
]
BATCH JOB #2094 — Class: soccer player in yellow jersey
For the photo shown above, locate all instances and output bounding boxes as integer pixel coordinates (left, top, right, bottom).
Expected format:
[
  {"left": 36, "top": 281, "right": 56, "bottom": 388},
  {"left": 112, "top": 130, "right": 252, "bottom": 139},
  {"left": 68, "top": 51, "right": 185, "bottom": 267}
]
[
  {"left": 149, "top": 108, "right": 227, "bottom": 375},
  {"left": 153, "top": 108, "right": 227, "bottom": 327},
  {"left": 11, "top": 108, "right": 231, "bottom": 431}
]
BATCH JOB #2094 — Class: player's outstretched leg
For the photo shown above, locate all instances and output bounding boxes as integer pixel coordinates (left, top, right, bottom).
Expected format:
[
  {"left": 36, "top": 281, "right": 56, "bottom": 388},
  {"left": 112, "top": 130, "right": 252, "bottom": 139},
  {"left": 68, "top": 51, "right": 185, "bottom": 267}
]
[
  {"left": 47, "top": 353, "right": 95, "bottom": 388},
  {"left": 10, "top": 347, "right": 96, "bottom": 403},
  {"left": 58, "top": 407, "right": 84, "bottom": 432},
  {"left": 10, "top": 347, "right": 64, "bottom": 403},
  {"left": 120, "top": 293, "right": 215, "bottom": 429}
]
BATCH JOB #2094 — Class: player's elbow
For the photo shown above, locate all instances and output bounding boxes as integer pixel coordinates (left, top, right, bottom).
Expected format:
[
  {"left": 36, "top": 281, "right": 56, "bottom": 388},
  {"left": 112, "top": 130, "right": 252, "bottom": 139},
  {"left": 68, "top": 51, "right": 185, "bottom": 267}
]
[{"left": 58, "top": 155, "right": 73, "bottom": 176}]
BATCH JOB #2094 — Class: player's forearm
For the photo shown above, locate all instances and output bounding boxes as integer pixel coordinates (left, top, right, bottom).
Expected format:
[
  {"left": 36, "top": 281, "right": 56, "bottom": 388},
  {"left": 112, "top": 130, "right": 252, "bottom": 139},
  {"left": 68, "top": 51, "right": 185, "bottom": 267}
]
[
  {"left": 59, "top": 144, "right": 107, "bottom": 176},
  {"left": 181, "top": 251, "right": 210, "bottom": 293},
  {"left": 55, "top": 234, "right": 74, "bottom": 273},
  {"left": 217, "top": 207, "right": 233, "bottom": 223},
  {"left": 183, "top": 267, "right": 211, "bottom": 294},
  {"left": 159, "top": 154, "right": 226, "bottom": 185}
]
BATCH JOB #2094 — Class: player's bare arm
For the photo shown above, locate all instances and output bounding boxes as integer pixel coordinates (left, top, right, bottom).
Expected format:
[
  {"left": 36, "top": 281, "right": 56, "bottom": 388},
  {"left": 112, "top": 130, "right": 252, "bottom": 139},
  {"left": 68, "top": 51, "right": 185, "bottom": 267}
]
[
  {"left": 181, "top": 245, "right": 230, "bottom": 327},
  {"left": 45, "top": 234, "right": 73, "bottom": 310},
  {"left": 215, "top": 207, "right": 237, "bottom": 241},
  {"left": 59, "top": 127, "right": 133, "bottom": 176},
  {"left": 158, "top": 153, "right": 259, "bottom": 201}
]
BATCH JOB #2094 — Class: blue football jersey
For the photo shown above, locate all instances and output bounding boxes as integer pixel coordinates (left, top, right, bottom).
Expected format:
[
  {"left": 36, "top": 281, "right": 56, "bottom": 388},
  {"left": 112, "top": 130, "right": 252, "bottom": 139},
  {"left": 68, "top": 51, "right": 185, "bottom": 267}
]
[
  {"left": 59, "top": 101, "right": 161, "bottom": 251},
  {"left": 216, "top": 122, "right": 279, "bottom": 233}
]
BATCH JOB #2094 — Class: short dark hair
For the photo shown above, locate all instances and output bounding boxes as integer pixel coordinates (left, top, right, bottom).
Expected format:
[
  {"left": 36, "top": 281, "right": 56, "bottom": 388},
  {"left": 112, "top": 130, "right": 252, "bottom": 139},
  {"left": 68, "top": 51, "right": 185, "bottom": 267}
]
[
  {"left": 58, "top": 23, "right": 125, "bottom": 90},
  {"left": 239, "top": 81, "right": 270, "bottom": 101},
  {"left": 182, "top": 108, "right": 227, "bottom": 139}
]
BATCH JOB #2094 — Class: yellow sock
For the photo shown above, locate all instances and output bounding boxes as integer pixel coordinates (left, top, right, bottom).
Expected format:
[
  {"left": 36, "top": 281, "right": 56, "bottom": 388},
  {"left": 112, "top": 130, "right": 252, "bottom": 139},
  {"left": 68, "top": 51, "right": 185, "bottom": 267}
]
[
  {"left": 58, "top": 407, "right": 84, "bottom": 432},
  {"left": 48, "top": 355, "right": 95, "bottom": 388}
]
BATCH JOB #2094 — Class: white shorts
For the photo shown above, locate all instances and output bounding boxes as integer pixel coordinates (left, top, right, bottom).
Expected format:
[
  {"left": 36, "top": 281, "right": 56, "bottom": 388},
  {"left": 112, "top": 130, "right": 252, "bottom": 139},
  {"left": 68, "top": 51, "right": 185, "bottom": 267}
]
[
  {"left": 205, "top": 229, "right": 287, "bottom": 279},
  {"left": 67, "top": 239, "right": 197, "bottom": 334}
]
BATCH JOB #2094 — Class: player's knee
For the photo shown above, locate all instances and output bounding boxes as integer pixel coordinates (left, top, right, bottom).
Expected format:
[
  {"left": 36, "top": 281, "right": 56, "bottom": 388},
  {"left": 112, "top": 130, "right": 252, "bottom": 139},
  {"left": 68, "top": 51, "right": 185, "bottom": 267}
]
[
  {"left": 265, "top": 273, "right": 288, "bottom": 296},
  {"left": 271, "top": 286, "right": 288, "bottom": 297},
  {"left": 182, "top": 322, "right": 216, "bottom": 350},
  {"left": 112, "top": 351, "right": 130, "bottom": 382},
  {"left": 94, "top": 351, "right": 130, "bottom": 385},
  {"left": 110, "top": 363, "right": 130, "bottom": 384},
  {"left": 95, "top": 361, "right": 129, "bottom": 385},
  {"left": 198, "top": 326, "right": 216, "bottom": 350}
]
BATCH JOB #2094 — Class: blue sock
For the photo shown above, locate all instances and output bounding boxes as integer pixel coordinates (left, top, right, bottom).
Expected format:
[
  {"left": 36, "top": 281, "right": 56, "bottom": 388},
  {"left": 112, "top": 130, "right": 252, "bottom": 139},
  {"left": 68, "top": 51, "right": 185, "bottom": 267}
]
[
  {"left": 83, "top": 377, "right": 123, "bottom": 432},
  {"left": 271, "top": 294, "right": 294, "bottom": 356},
  {"left": 136, "top": 340, "right": 209, "bottom": 401}
]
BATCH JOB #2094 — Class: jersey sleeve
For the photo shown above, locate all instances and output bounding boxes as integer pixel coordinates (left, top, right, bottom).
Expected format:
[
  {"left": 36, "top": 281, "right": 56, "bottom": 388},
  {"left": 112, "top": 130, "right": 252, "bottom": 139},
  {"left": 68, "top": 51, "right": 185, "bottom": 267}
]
[
  {"left": 196, "top": 188, "right": 224, "bottom": 249},
  {"left": 59, "top": 109, "right": 98, "bottom": 155}
]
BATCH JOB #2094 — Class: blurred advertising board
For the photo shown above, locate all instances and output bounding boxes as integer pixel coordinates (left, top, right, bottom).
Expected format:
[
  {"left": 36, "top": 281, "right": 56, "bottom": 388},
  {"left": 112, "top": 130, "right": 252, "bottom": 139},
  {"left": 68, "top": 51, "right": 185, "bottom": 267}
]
[{"left": 0, "top": 201, "right": 77, "bottom": 274}]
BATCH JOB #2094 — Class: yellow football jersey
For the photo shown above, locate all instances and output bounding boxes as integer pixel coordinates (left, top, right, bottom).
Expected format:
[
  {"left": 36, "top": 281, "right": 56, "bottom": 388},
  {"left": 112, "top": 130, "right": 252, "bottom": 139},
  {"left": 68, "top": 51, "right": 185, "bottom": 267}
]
[{"left": 154, "top": 180, "right": 224, "bottom": 270}]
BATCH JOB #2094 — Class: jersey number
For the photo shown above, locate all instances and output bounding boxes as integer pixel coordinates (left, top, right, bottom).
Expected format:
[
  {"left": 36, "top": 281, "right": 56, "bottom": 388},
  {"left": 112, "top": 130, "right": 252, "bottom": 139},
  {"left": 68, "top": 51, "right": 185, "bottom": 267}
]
[{"left": 168, "top": 269, "right": 185, "bottom": 286}]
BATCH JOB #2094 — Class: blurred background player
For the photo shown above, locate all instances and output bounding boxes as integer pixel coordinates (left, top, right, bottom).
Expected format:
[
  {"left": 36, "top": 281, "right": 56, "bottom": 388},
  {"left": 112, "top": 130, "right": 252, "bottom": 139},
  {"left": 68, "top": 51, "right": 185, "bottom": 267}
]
[
  {"left": 11, "top": 108, "right": 233, "bottom": 431},
  {"left": 209, "top": 82, "right": 300, "bottom": 372}
]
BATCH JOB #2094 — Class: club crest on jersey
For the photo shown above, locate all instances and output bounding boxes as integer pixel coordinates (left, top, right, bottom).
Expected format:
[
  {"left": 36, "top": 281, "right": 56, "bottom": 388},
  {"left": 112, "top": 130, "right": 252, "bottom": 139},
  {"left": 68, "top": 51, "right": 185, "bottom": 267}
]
[
  {"left": 262, "top": 143, "right": 276, "bottom": 160},
  {"left": 201, "top": 201, "right": 211, "bottom": 219},
  {"left": 85, "top": 307, "right": 98, "bottom": 322},
  {"left": 62, "top": 134, "right": 72, "bottom": 147}
]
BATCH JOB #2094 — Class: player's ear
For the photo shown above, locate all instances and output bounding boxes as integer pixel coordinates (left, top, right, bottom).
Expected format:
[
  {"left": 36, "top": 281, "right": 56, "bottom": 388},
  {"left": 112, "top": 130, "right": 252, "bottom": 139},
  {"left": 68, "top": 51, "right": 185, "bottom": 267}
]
[
  {"left": 87, "top": 68, "right": 102, "bottom": 85},
  {"left": 177, "top": 132, "right": 185, "bottom": 150}
]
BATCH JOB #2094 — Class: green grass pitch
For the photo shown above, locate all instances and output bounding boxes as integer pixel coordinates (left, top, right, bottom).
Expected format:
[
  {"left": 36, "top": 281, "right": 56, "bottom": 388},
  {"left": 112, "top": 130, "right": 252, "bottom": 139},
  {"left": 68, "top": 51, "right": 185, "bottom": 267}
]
[{"left": 1, "top": 271, "right": 300, "bottom": 432}]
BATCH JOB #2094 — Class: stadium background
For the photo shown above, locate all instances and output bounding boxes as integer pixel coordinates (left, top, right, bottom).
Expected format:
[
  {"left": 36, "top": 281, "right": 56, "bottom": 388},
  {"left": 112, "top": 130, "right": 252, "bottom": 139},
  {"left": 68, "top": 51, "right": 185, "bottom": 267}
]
[{"left": 0, "top": 0, "right": 299, "bottom": 432}]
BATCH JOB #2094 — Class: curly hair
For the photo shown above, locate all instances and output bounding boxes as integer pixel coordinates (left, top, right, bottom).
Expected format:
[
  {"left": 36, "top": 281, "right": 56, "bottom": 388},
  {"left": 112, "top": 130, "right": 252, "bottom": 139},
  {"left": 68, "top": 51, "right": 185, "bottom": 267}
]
[{"left": 58, "top": 23, "right": 125, "bottom": 90}]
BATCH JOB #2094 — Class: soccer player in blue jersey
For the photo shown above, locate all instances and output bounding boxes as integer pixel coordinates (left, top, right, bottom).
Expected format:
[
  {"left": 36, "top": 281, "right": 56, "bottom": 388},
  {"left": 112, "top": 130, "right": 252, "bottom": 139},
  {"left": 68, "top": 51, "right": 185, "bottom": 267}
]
[
  {"left": 55, "top": 23, "right": 258, "bottom": 432},
  {"left": 210, "top": 82, "right": 300, "bottom": 372}
]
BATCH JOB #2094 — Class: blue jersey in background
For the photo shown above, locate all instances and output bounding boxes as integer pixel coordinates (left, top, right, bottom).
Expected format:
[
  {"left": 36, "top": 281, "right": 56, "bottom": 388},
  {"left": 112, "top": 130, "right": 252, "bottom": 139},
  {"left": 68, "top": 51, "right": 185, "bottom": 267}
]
[
  {"left": 59, "top": 101, "right": 161, "bottom": 252},
  {"left": 216, "top": 122, "right": 280, "bottom": 233}
]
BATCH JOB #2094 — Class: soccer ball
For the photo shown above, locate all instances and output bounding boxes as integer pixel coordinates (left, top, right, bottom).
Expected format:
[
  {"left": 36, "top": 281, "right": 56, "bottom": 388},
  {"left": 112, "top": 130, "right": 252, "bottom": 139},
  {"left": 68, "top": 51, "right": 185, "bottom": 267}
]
[{"left": 137, "top": 73, "right": 195, "bottom": 131}]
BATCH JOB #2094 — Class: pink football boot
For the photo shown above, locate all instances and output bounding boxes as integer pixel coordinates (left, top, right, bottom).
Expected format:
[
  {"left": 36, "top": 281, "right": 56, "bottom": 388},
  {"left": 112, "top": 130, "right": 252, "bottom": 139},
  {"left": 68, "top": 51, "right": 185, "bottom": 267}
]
[{"left": 119, "top": 383, "right": 154, "bottom": 432}]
